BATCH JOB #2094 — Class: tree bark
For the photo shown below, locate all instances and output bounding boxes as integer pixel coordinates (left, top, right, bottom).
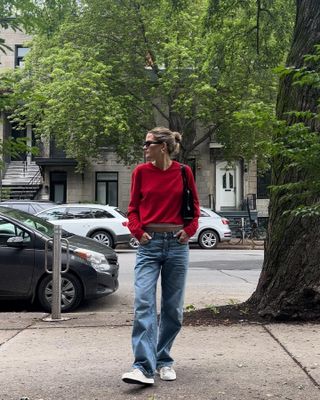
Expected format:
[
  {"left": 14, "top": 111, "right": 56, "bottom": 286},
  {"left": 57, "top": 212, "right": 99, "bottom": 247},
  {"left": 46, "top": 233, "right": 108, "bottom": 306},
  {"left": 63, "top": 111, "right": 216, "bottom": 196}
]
[{"left": 248, "top": 0, "right": 320, "bottom": 320}]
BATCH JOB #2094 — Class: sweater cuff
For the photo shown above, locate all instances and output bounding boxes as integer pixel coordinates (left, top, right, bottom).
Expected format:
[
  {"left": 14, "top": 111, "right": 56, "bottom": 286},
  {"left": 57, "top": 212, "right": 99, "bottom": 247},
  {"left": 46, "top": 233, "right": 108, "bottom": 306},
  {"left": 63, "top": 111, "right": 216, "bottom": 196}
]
[
  {"left": 134, "top": 229, "right": 144, "bottom": 242},
  {"left": 184, "top": 225, "right": 196, "bottom": 238}
]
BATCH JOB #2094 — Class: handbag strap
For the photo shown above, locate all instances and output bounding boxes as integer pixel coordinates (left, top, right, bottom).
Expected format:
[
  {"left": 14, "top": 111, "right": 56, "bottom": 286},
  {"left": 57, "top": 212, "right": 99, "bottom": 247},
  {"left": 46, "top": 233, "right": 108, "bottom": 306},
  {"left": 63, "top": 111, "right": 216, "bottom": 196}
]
[{"left": 180, "top": 164, "right": 189, "bottom": 190}]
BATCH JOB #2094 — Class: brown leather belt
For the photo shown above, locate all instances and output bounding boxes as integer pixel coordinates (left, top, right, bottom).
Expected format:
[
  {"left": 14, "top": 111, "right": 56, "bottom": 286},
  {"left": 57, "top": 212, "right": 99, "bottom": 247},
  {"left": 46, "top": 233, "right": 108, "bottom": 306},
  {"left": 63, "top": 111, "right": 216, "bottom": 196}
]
[{"left": 144, "top": 224, "right": 183, "bottom": 233}]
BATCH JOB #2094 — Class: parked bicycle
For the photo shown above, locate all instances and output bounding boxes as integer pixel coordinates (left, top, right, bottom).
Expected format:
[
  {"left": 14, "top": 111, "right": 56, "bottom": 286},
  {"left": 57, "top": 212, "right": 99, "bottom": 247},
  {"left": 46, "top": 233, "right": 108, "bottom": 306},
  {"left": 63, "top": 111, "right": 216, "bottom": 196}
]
[{"left": 232, "top": 219, "right": 267, "bottom": 247}]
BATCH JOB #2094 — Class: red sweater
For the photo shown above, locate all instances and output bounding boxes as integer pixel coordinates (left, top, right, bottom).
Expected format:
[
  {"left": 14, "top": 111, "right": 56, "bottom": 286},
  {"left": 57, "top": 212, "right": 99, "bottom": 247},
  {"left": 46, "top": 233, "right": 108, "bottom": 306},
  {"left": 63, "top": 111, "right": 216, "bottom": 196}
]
[{"left": 128, "top": 161, "right": 200, "bottom": 241}]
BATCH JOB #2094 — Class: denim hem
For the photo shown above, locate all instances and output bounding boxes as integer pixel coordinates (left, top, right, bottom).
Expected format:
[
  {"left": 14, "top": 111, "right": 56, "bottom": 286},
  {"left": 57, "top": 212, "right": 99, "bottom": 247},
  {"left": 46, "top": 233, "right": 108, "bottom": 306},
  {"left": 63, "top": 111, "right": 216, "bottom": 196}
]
[
  {"left": 133, "top": 366, "right": 154, "bottom": 378},
  {"left": 156, "top": 362, "right": 173, "bottom": 369}
]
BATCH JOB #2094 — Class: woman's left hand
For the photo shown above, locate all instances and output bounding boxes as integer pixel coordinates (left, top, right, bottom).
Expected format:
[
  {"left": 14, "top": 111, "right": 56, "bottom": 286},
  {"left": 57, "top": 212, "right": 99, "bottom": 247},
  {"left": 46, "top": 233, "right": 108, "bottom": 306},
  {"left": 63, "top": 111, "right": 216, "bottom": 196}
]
[{"left": 176, "top": 229, "right": 189, "bottom": 244}]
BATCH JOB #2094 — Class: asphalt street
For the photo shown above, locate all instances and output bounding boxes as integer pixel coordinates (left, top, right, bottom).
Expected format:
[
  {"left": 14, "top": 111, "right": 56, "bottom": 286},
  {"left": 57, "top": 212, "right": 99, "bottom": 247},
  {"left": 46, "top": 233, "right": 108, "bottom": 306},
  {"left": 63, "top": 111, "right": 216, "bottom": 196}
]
[
  {"left": 0, "top": 248, "right": 264, "bottom": 313},
  {"left": 76, "top": 248, "right": 264, "bottom": 312}
]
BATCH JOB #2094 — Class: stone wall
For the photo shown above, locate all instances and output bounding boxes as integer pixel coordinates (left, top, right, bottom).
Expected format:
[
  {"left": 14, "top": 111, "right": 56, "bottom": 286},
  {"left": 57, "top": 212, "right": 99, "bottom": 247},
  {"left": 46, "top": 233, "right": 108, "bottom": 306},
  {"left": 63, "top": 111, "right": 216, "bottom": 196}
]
[
  {"left": 256, "top": 198, "right": 270, "bottom": 217},
  {"left": 246, "top": 159, "right": 257, "bottom": 197},
  {"left": 0, "top": 28, "right": 31, "bottom": 71},
  {"left": 194, "top": 140, "right": 214, "bottom": 208},
  {"left": 41, "top": 152, "right": 134, "bottom": 212}
]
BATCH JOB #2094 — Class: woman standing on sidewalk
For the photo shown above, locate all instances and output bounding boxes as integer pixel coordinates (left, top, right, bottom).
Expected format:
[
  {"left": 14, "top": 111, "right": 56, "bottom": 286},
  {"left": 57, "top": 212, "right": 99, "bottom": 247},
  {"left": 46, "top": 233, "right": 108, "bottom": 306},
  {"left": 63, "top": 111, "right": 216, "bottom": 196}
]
[{"left": 122, "top": 127, "right": 200, "bottom": 385}]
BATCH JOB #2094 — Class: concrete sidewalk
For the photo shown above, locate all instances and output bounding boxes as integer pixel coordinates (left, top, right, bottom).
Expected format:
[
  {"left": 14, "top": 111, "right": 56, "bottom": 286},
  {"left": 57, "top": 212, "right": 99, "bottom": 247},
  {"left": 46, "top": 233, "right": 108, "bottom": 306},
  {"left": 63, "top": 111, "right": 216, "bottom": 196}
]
[{"left": 0, "top": 311, "right": 319, "bottom": 400}]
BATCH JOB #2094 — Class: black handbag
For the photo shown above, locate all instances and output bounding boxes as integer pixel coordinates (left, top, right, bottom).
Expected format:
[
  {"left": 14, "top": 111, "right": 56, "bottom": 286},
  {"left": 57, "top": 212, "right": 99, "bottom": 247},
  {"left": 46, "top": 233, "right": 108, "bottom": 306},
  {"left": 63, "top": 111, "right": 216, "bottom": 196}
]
[{"left": 180, "top": 164, "right": 194, "bottom": 220}]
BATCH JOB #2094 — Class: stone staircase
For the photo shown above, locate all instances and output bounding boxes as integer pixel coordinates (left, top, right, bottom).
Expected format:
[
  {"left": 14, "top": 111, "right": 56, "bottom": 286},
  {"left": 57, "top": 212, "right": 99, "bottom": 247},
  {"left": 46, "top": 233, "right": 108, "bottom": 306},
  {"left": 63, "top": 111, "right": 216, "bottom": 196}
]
[{"left": 1, "top": 161, "right": 43, "bottom": 200}]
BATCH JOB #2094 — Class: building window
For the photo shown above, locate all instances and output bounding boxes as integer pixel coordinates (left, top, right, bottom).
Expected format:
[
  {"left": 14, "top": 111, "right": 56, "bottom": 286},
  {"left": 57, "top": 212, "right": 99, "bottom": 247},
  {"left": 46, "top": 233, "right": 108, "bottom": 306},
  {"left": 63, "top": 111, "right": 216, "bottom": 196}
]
[
  {"left": 96, "top": 172, "right": 118, "bottom": 206},
  {"left": 15, "top": 45, "right": 30, "bottom": 68},
  {"left": 257, "top": 169, "right": 271, "bottom": 199},
  {"left": 222, "top": 173, "right": 226, "bottom": 189}
]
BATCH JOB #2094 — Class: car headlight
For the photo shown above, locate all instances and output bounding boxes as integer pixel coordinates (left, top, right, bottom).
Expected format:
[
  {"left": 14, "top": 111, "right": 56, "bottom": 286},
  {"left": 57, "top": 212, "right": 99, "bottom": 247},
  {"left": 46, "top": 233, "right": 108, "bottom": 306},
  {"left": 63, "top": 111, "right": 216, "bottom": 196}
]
[{"left": 73, "top": 248, "right": 111, "bottom": 272}]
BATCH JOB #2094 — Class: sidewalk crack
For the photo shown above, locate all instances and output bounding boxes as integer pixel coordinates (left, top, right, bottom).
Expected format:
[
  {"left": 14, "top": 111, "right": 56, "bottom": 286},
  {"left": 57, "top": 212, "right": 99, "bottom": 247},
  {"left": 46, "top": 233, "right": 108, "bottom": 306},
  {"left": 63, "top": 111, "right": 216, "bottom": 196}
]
[
  {"left": 218, "top": 269, "right": 252, "bottom": 284},
  {"left": 0, "top": 322, "right": 37, "bottom": 349},
  {"left": 263, "top": 325, "right": 320, "bottom": 390}
]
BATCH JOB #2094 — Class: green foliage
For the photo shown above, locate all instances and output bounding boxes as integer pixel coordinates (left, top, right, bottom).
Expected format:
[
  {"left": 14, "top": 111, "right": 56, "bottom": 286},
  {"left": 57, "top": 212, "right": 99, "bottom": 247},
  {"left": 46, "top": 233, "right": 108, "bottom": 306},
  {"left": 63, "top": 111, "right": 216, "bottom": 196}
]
[
  {"left": 227, "top": 298, "right": 240, "bottom": 305},
  {"left": 270, "top": 123, "right": 320, "bottom": 210},
  {"left": 270, "top": 46, "right": 320, "bottom": 216},
  {"left": 0, "top": 71, "right": 17, "bottom": 109},
  {"left": 0, "top": 1, "right": 24, "bottom": 52},
  {"left": 0, "top": 187, "right": 11, "bottom": 199},
  {"left": 185, "top": 304, "right": 196, "bottom": 312},
  {"left": 0, "top": 136, "right": 38, "bottom": 170},
  {"left": 3, "top": 0, "right": 295, "bottom": 166},
  {"left": 206, "top": 304, "right": 220, "bottom": 314},
  {"left": 239, "top": 305, "right": 250, "bottom": 315},
  {"left": 0, "top": 1, "right": 78, "bottom": 53},
  {"left": 21, "top": 0, "right": 80, "bottom": 36},
  {"left": 222, "top": 102, "right": 277, "bottom": 168}
]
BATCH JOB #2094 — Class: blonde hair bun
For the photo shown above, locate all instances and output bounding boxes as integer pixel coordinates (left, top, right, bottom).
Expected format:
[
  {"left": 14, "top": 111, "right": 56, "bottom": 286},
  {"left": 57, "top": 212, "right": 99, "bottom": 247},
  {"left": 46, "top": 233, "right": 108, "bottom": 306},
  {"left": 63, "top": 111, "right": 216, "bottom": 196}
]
[
  {"left": 148, "top": 127, "right": 182, "bottom": 157},
  {"left": 173, "top": 131, "right": 182, "bottom": 143}
]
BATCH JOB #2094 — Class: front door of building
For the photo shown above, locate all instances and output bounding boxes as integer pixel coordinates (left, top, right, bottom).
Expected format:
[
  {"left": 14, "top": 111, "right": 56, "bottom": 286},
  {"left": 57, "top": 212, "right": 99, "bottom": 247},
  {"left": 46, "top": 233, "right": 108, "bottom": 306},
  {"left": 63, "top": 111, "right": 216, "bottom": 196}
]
[
  {"left": 49, "top": 171, "right": 67, "bottom": 203},
  {"left": 216, "top": 161, "right": 240, "bottom": 210}
]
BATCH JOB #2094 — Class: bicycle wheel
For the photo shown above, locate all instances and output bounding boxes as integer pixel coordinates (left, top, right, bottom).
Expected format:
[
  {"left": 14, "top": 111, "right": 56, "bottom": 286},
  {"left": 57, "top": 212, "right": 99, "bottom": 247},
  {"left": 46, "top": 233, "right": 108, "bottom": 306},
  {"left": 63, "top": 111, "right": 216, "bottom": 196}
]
[
  {"left": 250, "top": 227, "right": 267, "bottom": 246},
  {"left": 232, "top": 228, "right": 245, "bottom": 245}
]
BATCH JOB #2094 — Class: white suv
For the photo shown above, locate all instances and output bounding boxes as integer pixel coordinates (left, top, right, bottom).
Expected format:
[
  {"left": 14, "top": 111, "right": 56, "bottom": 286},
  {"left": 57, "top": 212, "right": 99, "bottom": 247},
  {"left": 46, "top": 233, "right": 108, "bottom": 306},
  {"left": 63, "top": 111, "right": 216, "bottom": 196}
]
[
  {"left": 36, "top": 204, "right": 131, "bottom": 248},
  {"left": 189, "top": 207, "right": 232, "bottom": 249},
  {"left": 129, "top": 207, "right": 232, "bottom": 249}
]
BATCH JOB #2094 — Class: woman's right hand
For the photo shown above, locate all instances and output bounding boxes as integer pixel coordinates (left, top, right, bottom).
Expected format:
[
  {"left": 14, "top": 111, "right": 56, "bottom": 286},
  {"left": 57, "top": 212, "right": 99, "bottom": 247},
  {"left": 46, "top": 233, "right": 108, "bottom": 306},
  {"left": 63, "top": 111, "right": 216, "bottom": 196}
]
[{"left": 140, "top": 232, "right": 152, "bottom": 245}]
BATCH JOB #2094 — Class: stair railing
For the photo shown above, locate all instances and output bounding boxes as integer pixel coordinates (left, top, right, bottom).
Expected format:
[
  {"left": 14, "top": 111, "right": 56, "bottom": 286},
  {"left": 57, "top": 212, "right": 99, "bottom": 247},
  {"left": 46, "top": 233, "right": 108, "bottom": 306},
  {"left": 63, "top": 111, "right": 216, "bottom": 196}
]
[{"left": 19, "top": 170, "right": 43, "bottom": 199}]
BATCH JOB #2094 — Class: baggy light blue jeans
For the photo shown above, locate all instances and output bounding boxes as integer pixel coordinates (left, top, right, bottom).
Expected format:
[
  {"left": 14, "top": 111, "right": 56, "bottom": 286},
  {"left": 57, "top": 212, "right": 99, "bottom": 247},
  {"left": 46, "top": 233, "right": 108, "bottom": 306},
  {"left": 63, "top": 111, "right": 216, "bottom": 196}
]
[{"left": 131, "top": 232, "right": 189, "bottom": 378}]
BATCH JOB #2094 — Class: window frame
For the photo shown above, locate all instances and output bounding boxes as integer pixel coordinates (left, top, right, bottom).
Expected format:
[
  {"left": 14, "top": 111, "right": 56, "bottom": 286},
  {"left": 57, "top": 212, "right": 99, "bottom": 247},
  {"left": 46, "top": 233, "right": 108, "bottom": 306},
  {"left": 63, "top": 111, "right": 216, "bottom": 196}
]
[
  {"left": 15, "top": 45, "right": 30, "bottom": 68},
  {"left": 257, "top": 169, "right": 271, "bottom": 199},
  {"left": 95, "top": 172, "right": 119, "bottom": 206}
]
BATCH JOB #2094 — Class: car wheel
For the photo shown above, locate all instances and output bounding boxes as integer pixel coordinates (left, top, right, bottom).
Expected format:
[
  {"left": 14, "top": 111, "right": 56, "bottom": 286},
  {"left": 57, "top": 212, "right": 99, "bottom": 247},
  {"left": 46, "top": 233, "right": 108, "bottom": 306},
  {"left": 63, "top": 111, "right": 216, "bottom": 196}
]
[
  {"left": 129, "top": 237, "right": 140, "bottom": 249},
  {"left": 90, "top": 230, "right": 114, "bottom": 248},
  {"left": 198, "top": 229, "right": 219, "bottom": 249},
  {"left": 37, "top": 273, "right": 83, "bottom": 312}
]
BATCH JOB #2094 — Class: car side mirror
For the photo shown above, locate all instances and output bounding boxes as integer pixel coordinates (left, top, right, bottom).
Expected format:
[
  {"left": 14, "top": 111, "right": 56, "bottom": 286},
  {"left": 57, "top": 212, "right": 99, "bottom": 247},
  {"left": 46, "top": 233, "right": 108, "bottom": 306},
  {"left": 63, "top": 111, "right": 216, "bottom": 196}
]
[{"left": 7, "top": 236, "right": 24, "bottom": 247}]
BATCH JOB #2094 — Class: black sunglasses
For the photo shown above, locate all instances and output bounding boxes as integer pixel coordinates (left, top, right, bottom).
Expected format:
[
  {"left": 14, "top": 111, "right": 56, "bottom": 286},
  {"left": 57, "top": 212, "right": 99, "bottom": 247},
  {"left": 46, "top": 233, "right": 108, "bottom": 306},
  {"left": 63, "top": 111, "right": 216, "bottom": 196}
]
[{"left": 143, "top": 140, "right": 163, "bottom": 148}]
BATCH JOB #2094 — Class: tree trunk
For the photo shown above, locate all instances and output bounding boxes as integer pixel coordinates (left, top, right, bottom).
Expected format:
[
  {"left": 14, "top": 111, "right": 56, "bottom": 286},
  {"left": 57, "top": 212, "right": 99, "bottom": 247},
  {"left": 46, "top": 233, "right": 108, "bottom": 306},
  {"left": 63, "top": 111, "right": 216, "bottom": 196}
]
[
  {"left": 168, "top": 106, "right": 197, "bottom": 162},
  {"left": 248, "top": 0, "right": 320, "bottom": 320}
]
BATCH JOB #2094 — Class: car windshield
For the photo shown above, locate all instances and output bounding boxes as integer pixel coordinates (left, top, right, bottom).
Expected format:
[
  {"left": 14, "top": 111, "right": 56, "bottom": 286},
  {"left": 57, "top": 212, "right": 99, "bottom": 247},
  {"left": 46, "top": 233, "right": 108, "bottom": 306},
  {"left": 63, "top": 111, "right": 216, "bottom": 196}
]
[{"left": 2, "top": 207, "right": 72, "bottom": 238}]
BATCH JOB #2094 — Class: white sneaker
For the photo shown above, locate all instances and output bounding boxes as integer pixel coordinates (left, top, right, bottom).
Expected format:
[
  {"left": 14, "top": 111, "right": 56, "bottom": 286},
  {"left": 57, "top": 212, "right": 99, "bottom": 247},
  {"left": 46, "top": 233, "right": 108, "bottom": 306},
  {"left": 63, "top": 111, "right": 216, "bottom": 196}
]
[
  {"left": 157, "top": 366, "right": 176, "bottom": 381},
  {"left": 122, "top": 368, "right": 154, "bottom": 385}
]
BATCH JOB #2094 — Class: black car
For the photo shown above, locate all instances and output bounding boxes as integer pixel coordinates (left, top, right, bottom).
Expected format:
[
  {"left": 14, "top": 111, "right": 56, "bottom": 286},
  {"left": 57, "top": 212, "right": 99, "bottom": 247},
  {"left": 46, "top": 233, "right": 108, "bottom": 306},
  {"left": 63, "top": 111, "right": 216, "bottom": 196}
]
[
  {"left": 0, "top": 206, "right": 119, "bottom": 312},
  {"left": 0, "top": 200, "right": 56, "bottom": 214}
]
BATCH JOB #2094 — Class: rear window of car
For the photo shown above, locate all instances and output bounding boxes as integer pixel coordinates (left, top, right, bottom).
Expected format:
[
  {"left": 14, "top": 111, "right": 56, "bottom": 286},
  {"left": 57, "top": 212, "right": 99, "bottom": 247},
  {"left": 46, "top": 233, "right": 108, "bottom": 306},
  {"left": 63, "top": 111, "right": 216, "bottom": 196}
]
[
  {"left": 67, "top": 207, "right": 94, "bottom": 219},
  {"left": 39, "top": 208, "right": 67, "bottom": 220},
  {"left": 90, "top": 209, "right": 114, "bottom": 218}
]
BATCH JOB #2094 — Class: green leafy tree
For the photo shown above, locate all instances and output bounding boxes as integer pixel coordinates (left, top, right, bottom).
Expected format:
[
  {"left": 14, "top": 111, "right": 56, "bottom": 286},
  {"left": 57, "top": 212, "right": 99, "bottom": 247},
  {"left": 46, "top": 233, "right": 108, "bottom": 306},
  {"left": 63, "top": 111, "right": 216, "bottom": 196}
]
[
  {"left": 5, "top": 0, "right": 294, "bottom": 166},
  {"left": 0, "top": 1, "right": 29, "bottom": 52},
  {"left": 0, "top": 1, "right": 48, "bottom": 51},
  {"left": 0, "top": 1, "right": 79, "bottom": 164},
  {"left": 0, "top": 0, "right": 31, "bottom": 165}
]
